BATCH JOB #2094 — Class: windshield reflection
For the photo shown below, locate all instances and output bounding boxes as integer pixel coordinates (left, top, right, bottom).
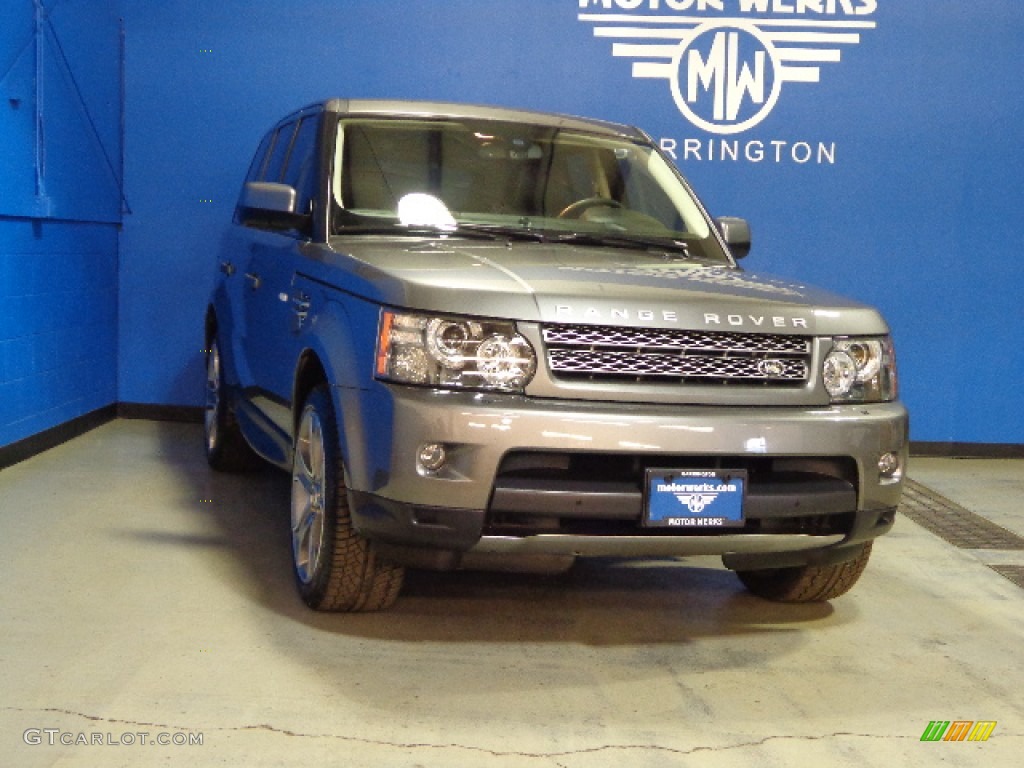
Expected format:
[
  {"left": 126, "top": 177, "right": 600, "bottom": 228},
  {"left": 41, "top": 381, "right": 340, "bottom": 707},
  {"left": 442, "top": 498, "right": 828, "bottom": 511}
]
[{"left": 331, "top": 117, "right": 728, "bottom": 263}]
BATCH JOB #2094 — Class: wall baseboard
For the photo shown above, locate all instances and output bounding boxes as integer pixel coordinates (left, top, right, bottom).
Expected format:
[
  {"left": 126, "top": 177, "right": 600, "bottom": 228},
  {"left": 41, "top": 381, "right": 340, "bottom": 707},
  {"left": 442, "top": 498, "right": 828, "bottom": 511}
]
[
  {"left": 910, "top": 442, "right": 1024, "bottom": 459},
  {"left": 117, "top": 402, "right": 204, "bottom": 424},
  {"left": 0, "top": 405, "right": 118, "bottom": 470}
]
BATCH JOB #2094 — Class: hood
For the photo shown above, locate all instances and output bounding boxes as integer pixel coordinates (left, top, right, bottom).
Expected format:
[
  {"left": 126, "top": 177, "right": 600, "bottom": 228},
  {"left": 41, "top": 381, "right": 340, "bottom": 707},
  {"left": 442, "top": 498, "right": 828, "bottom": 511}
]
[{"left": 313, "top": 236, "right": 888, "bottom": 336}]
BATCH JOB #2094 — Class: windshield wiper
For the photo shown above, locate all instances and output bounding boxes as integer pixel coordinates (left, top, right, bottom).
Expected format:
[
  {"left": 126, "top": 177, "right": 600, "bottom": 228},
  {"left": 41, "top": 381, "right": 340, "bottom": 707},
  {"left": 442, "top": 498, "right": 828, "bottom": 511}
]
[
  {"left": 553, "top": 231, "right": 694, "bottom": 257},
  {"left": 334, "top": 219, "right": 556, "bottom": 243},
  {"left": 452, "top": 223, "right": 548, "bottom": 242},
  {"left": 335, "top": 221, "right": 690, "bottom": 254},
  {"left": 336, "top": 223, "right": 501, "bottom": 241}
]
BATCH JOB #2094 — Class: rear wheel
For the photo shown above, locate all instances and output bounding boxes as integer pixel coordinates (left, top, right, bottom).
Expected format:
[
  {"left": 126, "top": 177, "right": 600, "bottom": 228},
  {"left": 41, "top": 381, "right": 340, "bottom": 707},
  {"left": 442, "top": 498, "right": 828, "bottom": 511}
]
[
  {"left": 290, "top": 385, "right": 404, "bottom": 612},
  {"left": 735, "top": 542, "right": 873, "bottom": 602},
  {"left": 204, "top": 338, "right": 258, "bottom": 471}
]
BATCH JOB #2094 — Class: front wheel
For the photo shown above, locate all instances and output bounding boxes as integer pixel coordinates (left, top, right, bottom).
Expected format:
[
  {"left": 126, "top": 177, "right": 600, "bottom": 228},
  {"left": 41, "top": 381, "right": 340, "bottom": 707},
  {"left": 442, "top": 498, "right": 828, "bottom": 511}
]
[
  {"left": 290, "top": 385, "right": 404, "bottom": 612},
  {"left": 735, "top": 542, "right": 873, "bottom": 603}
]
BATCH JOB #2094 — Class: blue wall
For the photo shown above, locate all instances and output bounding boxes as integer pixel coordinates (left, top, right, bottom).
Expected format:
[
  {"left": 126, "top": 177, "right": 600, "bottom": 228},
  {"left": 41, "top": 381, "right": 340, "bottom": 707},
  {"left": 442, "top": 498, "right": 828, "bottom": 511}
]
[
  {"left": 5, "top": 0, "right": 1019, "bottom": 447},
  {"left": 0, "top": 1, "right": 121, "bottom": 447}
]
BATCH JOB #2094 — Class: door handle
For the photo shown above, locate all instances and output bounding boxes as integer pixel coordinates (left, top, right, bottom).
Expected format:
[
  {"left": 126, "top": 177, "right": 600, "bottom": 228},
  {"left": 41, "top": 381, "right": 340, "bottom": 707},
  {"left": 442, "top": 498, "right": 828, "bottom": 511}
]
[
  {"left": 244, "top": 272, "right": 261, "bottom": 290},
  {"left": 219, "top": 260, "right": 235, "bottom": 276}
]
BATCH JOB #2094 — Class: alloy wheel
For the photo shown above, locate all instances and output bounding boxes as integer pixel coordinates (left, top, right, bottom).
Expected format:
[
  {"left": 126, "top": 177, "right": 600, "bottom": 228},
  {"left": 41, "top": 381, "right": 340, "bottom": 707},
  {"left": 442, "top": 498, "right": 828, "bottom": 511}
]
[
  {"left": 204, "top": 343, "right": 221, "bottom": 453},
  {"left": 291, "top": 405, "right": 327, "bottom": 584}
]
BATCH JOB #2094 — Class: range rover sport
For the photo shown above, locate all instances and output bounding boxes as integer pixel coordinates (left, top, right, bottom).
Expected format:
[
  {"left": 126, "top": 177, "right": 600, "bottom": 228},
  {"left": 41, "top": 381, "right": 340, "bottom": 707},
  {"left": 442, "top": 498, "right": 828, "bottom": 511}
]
[{"left": 204, "top": 99, "right": 907, "bottom": 612}]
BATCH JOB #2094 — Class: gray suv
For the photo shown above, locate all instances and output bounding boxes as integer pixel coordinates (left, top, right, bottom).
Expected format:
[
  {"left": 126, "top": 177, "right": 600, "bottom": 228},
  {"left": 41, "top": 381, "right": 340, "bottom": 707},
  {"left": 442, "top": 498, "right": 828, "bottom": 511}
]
[{"left": 205, "top": 99, "right": 907, "bottom": 612}]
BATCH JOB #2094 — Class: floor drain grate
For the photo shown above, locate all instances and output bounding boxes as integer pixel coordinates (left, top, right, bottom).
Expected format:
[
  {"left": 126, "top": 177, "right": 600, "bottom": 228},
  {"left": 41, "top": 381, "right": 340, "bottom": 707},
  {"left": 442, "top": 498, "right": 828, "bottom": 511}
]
[
  {"left": 899, "top": 479, "right": 1024, "bottom": 551},
  {"left": 988, "top": 565, "right": 1024, "bottom": 589}
]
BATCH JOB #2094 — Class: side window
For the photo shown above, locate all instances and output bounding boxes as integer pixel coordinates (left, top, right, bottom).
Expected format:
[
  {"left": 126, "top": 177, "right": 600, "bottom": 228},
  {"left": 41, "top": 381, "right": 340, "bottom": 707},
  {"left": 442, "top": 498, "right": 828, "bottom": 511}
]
[
  {"left": 245, "top": 130, "right": 275, "bottom": 184},
  {"left": 261, "top": 121, "right": 297, "bottom": 183},
  {"left": 236, "top": 129, "right": 276, "bottom": 224},
  {"left": 282, "top": 116, "right": 319, "bottom": 216}
]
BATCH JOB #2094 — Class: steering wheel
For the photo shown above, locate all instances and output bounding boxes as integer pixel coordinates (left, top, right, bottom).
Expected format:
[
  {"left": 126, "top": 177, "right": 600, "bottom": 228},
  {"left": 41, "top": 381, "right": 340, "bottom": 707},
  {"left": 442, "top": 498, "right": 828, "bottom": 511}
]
[{"left": 557, "top": 197, "right": 623, "bottom": 219}]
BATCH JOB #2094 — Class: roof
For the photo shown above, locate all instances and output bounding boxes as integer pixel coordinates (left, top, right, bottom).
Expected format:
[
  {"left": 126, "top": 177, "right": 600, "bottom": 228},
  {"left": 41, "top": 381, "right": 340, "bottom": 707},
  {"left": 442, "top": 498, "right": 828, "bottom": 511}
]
[{"left": 281, "top": 98, "right": 645, "bottom": 140}]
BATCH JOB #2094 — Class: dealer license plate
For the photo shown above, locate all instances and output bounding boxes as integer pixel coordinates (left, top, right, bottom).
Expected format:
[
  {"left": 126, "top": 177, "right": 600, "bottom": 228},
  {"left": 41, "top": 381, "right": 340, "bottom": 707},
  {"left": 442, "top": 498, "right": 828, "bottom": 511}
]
[{"left": 644, "top": 469, "right": 747, "bottom": 528}]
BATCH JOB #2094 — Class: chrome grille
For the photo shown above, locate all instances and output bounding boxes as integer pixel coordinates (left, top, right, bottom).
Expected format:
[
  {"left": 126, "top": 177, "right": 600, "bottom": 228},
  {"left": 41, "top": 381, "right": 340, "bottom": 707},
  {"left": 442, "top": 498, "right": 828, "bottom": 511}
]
[{"left": 542, "top": 324, "right": 812, "bottom": 385}]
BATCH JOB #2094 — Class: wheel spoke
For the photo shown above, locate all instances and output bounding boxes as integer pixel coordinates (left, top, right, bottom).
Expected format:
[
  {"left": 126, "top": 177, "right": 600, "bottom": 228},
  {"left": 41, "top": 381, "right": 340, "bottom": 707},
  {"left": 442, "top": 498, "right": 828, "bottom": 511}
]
[
  {"left": 292, "top": 501, "right": 321, "bottom": 575},
  {"left": 296, "top": 419, "right": 310, "bottom": 474},
  {"left": 291, "top": 405, "right": 326, "bottom": 584},
  {"left": 204, "top": 345, "right": 220, "bottom": 449},
  {"left": 309, "top": 417, "right": 324, "bottom": 482},
  {"left": 294, "top": 466, "right": 317, "bottom": 498},
  {"left": 291, "top": 496, "right": 312, "bottom": 536}
]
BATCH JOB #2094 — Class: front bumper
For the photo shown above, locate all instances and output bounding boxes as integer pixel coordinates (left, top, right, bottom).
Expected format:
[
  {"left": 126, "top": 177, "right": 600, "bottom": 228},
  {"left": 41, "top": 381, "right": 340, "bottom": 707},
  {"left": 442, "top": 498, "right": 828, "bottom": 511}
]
[{"left": 339, "top": 385, "right": 907, "bottom": 569}]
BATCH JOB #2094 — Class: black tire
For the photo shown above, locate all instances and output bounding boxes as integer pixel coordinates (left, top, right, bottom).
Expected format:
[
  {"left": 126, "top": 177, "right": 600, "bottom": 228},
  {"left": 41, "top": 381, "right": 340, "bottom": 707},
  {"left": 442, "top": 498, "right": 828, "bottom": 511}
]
[
  {"left": 204, "top": 338, "right": 259, "bottom": 472},
  {"left": 290, "top": 385, "right": 404, "bottom": 612},
  {"left": 736, "top": 541, "right": 873, "bottom": 603}
]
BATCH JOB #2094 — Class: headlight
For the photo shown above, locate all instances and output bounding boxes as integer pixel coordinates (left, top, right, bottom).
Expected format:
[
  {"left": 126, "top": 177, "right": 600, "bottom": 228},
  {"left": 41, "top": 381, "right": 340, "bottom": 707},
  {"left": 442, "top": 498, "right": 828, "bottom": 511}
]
[
  {"left": 376, "top": 311, "right": 537, "bottom": 392},
  {"left": 823, "top": 337, "right": 898, "bottom": 403}
]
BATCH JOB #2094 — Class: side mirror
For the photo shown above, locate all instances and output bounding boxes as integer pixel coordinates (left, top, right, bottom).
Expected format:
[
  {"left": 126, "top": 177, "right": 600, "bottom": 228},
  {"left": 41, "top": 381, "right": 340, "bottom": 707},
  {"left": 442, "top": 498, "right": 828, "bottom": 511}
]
[
  {"left": 716, "top": 216, "right": 751, "bottom": 260},
  {"left": 238, "top": 182, "right": 308, "bottom": 230}
]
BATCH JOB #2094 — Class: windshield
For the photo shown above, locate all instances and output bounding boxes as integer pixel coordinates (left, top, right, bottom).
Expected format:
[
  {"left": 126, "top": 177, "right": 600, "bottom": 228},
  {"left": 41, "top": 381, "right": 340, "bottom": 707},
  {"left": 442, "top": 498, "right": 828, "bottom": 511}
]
[{"left": 331, "top": 117, "right": 729, "bottom": 263}]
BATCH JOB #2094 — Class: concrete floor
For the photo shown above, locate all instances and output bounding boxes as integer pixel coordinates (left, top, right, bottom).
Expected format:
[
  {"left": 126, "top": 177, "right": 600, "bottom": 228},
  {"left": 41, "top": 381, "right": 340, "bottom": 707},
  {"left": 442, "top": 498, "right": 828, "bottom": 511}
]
[{"left": 1, "top": 419, "right": 1022, "bottom": 767}]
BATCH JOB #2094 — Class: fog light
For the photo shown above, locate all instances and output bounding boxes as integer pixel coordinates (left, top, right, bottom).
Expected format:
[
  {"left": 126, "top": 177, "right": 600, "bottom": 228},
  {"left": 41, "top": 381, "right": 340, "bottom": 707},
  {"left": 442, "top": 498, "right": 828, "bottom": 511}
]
[
  {"left": 417, "top": 443, "right": 447, "bottom": 474},
  {"left": 878, "top": 452, "right": 901, "bottom": 479}
]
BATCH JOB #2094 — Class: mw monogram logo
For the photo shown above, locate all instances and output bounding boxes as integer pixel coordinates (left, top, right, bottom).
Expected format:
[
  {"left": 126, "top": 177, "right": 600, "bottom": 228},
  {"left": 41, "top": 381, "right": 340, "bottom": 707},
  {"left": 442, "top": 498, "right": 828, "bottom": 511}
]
[
  {"left": 676, "top": 493, "right": 718, "bottom": 514},
  {"left": 577, "top": 1, "right": 879, "bottom": 135}
]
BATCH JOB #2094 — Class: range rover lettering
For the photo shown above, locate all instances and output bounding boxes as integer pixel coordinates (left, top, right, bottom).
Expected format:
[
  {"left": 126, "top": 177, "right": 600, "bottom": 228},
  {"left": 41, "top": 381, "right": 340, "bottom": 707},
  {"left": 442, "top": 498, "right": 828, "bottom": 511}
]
[{"left": 205, "top": 100, "right": 907, "bottom": 612}]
